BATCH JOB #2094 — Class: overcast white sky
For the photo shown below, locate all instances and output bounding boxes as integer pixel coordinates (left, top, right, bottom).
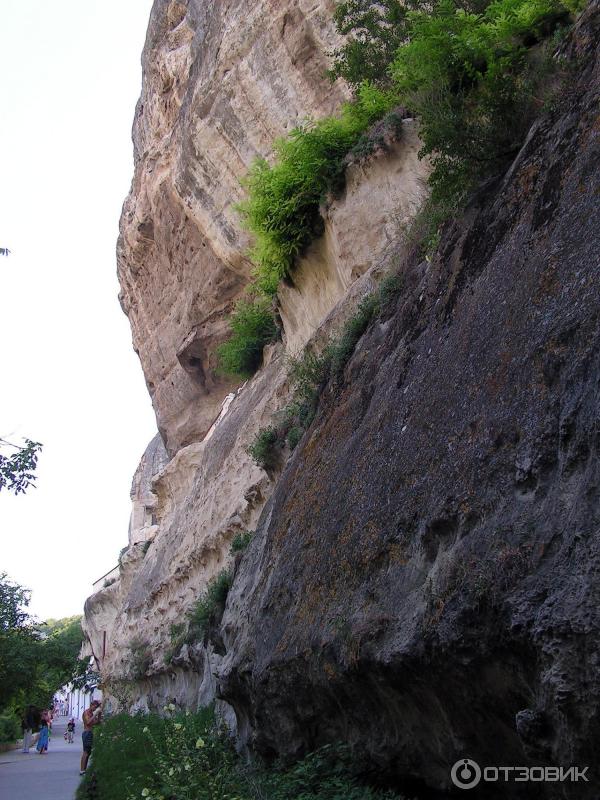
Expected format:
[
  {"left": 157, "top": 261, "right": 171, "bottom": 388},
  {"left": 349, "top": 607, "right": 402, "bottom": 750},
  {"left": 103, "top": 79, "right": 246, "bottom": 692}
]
[{"left": 0, "top": 0, "right": 157, "bottom": 620}]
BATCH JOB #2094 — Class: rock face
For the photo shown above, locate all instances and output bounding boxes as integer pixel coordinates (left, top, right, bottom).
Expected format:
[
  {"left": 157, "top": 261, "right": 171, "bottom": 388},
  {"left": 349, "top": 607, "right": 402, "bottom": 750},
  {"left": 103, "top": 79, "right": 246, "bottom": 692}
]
[
  {"left": 128, "top": 433, "right": 169, "bottom": 546},
  {"left": 83, "top": 434, "right": 168, "bottom": 674},
  {"left": 85, "top": 355, "right": 291, "bottom": 708},
  {"left": 99, "top": 0, "right": 430, "bottom": 714},
  {"left": 218, "top": 4, "right": 600, "bottom": 798},
  {"left": 85, "top": 0, "right": 600, "bottom": 796},
  {"left": 117, "top": 0, "right": 349, "bottom": 455}
]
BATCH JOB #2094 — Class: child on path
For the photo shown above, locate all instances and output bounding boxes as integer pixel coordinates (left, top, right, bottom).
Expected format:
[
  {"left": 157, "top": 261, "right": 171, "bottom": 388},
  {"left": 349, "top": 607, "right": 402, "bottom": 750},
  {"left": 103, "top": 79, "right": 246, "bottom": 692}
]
[{"left": 67, "top": 718, "right": 75, "bottom": 743}]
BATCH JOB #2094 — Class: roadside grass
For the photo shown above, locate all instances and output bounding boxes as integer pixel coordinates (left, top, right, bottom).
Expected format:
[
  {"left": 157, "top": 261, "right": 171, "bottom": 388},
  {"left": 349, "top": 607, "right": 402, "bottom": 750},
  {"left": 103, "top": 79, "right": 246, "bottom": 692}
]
[{"left": 77, "top": 707, "right": 408, "bottom": 800}]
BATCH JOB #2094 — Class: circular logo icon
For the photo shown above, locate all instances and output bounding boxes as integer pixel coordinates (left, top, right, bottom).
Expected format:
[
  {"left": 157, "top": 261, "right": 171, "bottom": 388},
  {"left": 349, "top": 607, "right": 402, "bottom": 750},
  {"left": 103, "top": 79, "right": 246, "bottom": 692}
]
[{"left": 451, "top": 758, "right": 482, "bottom": 790}]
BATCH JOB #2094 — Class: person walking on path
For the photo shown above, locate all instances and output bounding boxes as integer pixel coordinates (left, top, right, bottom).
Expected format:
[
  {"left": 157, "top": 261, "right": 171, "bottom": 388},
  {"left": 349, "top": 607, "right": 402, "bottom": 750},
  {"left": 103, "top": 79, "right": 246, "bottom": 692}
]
[
  {"left": 80, "top": 700, "right": 102, "bottom": 775},
  {"left": 21, "top": 705, "right": 39, "bottom": 753},
  {"left": 36, "top": 718, "right": 49, "bottom": 755},
  {"left": 66, "top": 718, "right": 75, "bottom": 744}
]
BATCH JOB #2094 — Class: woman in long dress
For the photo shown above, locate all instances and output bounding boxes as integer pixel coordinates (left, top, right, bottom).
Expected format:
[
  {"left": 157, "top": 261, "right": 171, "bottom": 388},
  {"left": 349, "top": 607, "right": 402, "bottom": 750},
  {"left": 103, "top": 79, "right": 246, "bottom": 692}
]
[{"left": 36, "top": 718, "right": 49, "bottom": 754}]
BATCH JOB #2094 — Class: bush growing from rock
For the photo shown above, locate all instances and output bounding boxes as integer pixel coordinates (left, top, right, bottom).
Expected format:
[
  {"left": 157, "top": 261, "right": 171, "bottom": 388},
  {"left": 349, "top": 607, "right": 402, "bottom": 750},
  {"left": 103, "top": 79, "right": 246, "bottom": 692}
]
[
  {"left": 246, "top": 427, "right": 279, "bottom": 470},
  {"left": 330, "top": 294, "right": 379, "bottom": 380},
  {"left": 237, "top": 84, "right": 397, "bottom": 295},
  {"left": 217, "top": 296, "right": 278, "bottom": 378},
  {"left": 186, "top": 570, "right": 231, "bottom": 644},
  {"left": 231, "top": 530, "right": 254, "bottom": 553}
]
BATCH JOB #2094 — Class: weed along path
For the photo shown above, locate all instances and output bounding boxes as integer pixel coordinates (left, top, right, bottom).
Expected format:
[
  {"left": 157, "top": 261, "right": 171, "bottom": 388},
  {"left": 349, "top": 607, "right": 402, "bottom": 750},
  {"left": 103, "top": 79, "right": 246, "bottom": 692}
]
[{"left": 0, "top": 716, "right": 82, "bottom": 800}]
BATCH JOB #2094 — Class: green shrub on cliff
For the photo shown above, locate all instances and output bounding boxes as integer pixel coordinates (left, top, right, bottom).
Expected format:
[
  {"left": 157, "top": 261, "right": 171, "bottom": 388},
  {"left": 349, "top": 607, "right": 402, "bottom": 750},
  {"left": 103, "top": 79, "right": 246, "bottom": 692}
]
[
  {"left": 186, "top": 570, "right": 231, "bottom": 644},
  {"left": 217, "top": 296, "right": 278, "bottom": 378},
  {"left": 330, "top": 294, "right": 379, "bottom": 380},
  {"left": 222, "top": 0, "right": 579, "bottom": 378},
  {"left": 129, "top": 638, "right": 152, "bottom": 680},
  {"left": 331, "top": 0, "right": 576, "bottom": 208},
  {"left": 247, "top": 426, "right": 279, "bottom": 470},
  {"left": 286, "top": 348, "right": 333, "bottom": 427},
  {"left": 237, "top": 84, "right": 397, "bottom": 295},
  {"left": 231, "top": 530, "right": 254, "bottom": 553},
  {"left": 389, "top": 0, "right": 573, "bottom": 203},
  {"left": 250, "top": 287, "right": 392, "bottom": 458}
]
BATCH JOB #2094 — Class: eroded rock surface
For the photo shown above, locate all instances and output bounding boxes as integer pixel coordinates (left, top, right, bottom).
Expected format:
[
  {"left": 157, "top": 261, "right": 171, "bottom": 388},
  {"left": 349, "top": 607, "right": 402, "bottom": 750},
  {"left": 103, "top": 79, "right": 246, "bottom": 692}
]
[
  {"left": 117, "top": 0, "right": 348, "bottom": 454},
  {"left": 218, "top": 4, "right": 600, "bottom": 797},
  {"left": 93, "top": 0, "right": 431, "bottom": 714}
]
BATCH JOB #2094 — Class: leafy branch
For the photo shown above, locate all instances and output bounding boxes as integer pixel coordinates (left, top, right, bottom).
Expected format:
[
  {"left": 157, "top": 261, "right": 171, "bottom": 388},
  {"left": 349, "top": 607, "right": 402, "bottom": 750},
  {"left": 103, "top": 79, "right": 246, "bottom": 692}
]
[{"left": 0, "top": 438, "right": 43, "bottom": 495}]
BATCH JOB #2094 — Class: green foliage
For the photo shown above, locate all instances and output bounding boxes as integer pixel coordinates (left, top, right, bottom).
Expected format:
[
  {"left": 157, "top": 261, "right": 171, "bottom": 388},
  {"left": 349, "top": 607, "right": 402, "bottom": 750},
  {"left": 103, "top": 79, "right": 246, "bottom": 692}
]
[
  {"left": 286, "top": 349, "right": 333, "bottom": 428},
  {"left": 329, "top": 0, "right": 422, "bottom": 88},
  {"left": 279, "top": 277, "right": 403, "bottom": 451},
  {"left": 165, "top": 572, "right": 233, "bottom": 661},
  {"left": 37, "top": 616, "right": 86, "bottom": 697},
  {"left": 217, "top": 296, "right": 278, "bottom": 378},
  {"left": 231, "top": 530, "right": 254, "bottom": 553},
  {"left": 257, "top": 744, "right": 402, "bottom": 800},
  {"left": 330, "top": 0, "right": 576, "bottom": 207},
  {"left": 389, "top": 0, "right": 573, "bottom": 204},
  {"left": 221, "top": 0, "right": 578, "bottom": 372},
  {"left": 377, "top": 273, "right": 404, "bottom": 309},
  {"left": 286, "top": 426, "right": 304, "bottom": 450},
  {"left": 0, "top": 574, "right": 84, "bottom": 714},
  {"left": 237, "top": 84, "right": 397, "bottom": 295},
  {"left": 403, "top": 195, "right": 458, "bottom": 257},
  {"left": 170, "top": 623, "right": 187, "bottom": 642},
  {"left": 76, "top": 712, "right": 167, "bottom": 800},
  {"left": 129, "top": 638, "right": 152, "bottom": 681},
  {"left": 77, "top": 707, "right": 407, "bottom": 800},
  {"left": 0, "top": 711, "right": 20, "bottom": 743},
  {"left": 186, "top": 571, "right": 231, "bottom": 645},
  {"left": 0, "top": 573, "right": 31, "bottom": 631},
  {"left": 0, "top": 438, "right": 43, "bottom": 495},
  {"left": 330, "top": 294, "right": 379, "bottom": 380},
  {"left": 247, "top": 426, "right": 279, "bottom": 470},
  {"left": 164, "top": 623, "right": 187, "bottom": 665}
]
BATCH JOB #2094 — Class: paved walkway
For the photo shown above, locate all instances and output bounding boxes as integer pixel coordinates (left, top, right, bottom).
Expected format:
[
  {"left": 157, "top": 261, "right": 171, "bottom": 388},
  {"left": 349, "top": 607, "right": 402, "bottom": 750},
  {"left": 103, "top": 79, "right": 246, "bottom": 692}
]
[{"left": 0, "top": 716, "right": 82, "bottom": 800}]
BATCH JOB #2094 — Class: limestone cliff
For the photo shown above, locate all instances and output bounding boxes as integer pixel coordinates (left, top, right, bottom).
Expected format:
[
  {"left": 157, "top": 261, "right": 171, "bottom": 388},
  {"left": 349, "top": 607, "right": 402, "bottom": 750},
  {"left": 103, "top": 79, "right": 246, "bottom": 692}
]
[
  {"left": 84, "top": 0, "right": 600, "bottom": 797},
  {"left": 117, "top": 0, "right": 349, "bottom": 455},
  {"left": 87, "top": 0, "right": 428, "bottom": 714}
]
